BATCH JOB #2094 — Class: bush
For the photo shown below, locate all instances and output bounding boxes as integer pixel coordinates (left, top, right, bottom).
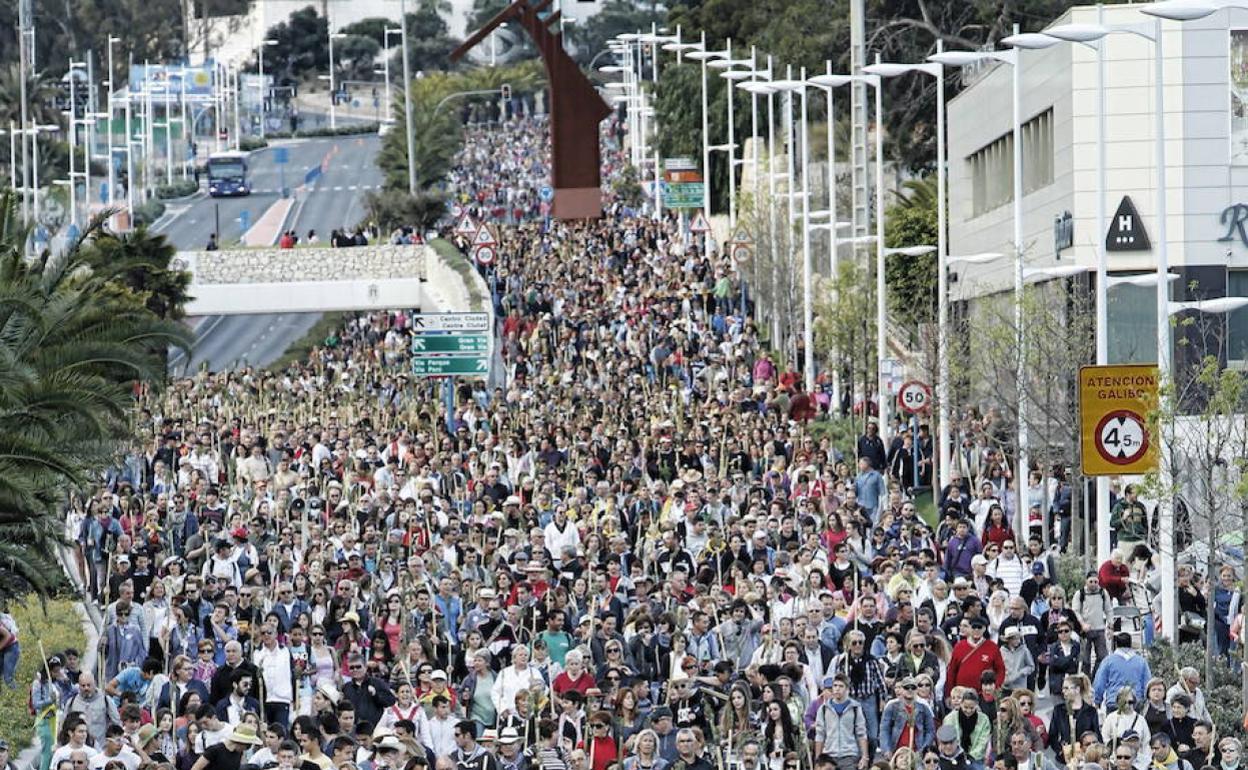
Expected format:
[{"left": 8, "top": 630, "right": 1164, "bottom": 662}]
[
  {"left": 239, "top": 137, "right": 269, "bottom": 152},
  {"left": 131, "top": 200, "right": 167, "bottom": 227},
  {"left": 0, "top": 597, "right": 87, "bottom": 753},
  {"left": 364, "top": 189, "right": 447, "bottom": 233},
  {"left": 1145, "top": 640, "right": 1244, "bottom": 738},
  {"left": 155, "top": 179, "right": 200, "bottom": 200},
  {"left": 265, "top": 123, "right": 379, "bottom": 140}
]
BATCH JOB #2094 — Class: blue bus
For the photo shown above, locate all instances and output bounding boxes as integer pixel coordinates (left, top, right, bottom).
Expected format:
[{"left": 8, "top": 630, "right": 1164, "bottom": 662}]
[{"left": 207, "top": 151, "right": 250, "bottom": 197}]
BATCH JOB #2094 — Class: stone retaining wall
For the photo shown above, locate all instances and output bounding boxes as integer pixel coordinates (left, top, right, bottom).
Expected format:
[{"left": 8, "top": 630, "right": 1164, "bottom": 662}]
[{"left": 176, "top": 244, "right": 428, "bottom": 285}]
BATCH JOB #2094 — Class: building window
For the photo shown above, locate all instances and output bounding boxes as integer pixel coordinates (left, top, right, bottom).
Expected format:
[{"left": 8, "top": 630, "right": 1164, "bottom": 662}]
[
  {"left": 1228, "top": 270, "right": 1248, "bottom": 364},
  {"left": 967, "top": 108, "right": 1055, "bottom": 217}
]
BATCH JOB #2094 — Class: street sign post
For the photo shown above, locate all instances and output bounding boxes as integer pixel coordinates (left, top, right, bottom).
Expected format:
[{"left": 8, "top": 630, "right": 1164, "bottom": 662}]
[
  {"left": 897, "top": 380, "right": 932, "bottom": 415},
  {"left": 689, "top": 211, "right": 710, "bottom": 233},
  {"left": 411, "top": 312, "right": 490, "bottom": 333},
  {"left": 475, "top": 245, "right": 496, "bottom": 266},
  {"left": 454, "top": 215, "right": 479, "bottom": 238},
  {"left": 411, "top": 334, "right": 490, "bottom": 354},
  {"left": 1079, "top": 364, "right": 1159, "bottom": 476},
  {"left": 410, "top": 356, "right": 490, "bottom": 376}
]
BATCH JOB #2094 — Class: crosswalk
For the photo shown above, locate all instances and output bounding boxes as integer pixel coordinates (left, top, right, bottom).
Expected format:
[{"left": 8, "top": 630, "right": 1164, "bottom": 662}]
[{"left": 251, "top": 184, "right": 382, "bottom": 195}]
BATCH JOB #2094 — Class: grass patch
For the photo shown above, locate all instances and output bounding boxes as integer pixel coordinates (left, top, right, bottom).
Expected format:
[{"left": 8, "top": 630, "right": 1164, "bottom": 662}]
[
  {"left": 429, "top": 239, "right": 488, "bottom": 311},
  {"left": 0, "top": 597, "right": 86, "bottom": 752},
  {"left": 266, "top": 311, "right": 352, "bottom": 371}
]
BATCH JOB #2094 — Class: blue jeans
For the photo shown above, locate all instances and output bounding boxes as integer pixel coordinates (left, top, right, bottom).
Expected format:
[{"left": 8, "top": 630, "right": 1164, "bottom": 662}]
[
  {"left": 859, "top": 696, "right": 880, "bottom": 756},
  {"left": 1, "top": 642, "right": 20, "bottom": 687}
]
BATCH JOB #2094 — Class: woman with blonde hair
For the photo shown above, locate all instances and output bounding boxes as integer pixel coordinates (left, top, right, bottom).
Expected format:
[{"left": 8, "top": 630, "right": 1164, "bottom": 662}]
[
  {"left": 993, "top": 695, "right": 1042, "bottom": 760},
  {"left": 622, "top": 728, "right": 667, "bottom": 770},
  {"left": 891, "top": 747, "right": 917, "bottom": 770},
  {"left": 1102, "top": 687, "right": 1151, "bottom": 770}
]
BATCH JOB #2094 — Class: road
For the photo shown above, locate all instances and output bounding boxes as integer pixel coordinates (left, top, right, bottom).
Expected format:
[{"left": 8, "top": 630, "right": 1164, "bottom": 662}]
[{"left": 162, "top": 134, "right": 384, "bottom": 373}]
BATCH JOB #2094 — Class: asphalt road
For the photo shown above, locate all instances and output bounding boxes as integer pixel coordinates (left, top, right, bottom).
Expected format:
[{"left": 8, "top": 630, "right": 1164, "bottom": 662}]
[{"left": 162, "top": 135, "right": 384, "bottom": 374}]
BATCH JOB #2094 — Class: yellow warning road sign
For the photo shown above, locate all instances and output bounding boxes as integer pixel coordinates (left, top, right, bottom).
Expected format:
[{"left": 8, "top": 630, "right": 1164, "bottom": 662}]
[{"left": 1078, "top": 364, "right": 1159, "bottom": 476}]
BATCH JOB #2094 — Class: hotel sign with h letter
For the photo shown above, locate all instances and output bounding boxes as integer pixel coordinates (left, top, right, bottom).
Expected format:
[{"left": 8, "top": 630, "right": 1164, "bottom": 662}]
[{"left": 1105, "top": 195, "right": 1151, "bottom": 252}]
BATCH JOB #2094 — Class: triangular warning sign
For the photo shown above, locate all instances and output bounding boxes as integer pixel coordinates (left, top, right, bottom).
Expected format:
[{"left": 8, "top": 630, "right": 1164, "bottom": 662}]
[
  {"left": 1106, "top": 195, "right": 1151, "bottom": 252},
  {"left": 730, "top": 223, "right": 753, "bottom": 244},
  {"left": 689, "top": 211, "right": 710, "bottom": 233},
  {"left": 455, "top": 216, "right": 478, "bottom": 237},
  {"left": 473, "top": 225, "right": 497, "bottom": 247}
]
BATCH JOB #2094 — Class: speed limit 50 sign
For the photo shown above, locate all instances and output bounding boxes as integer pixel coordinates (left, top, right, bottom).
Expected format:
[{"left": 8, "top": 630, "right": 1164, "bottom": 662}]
[
  {"left": 1078, "top": 364, "right": 1159, "bottom": 476},
  {"left": 897, "top": 380, "right": 932, "bottom": 415}
]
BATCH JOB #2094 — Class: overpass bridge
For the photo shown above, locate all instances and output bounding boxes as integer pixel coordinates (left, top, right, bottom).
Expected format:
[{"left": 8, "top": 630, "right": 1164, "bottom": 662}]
[{"left": 173, "top": 242, "right": 483, "bottom": 316}]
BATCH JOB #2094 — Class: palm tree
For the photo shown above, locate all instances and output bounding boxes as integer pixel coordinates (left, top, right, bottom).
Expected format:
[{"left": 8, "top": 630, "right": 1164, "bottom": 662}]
[{"left": 0, "top": 193, "right": 190, "bottom": 599}]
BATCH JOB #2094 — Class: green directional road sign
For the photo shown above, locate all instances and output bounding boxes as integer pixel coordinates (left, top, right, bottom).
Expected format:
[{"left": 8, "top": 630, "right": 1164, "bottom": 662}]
[
  {"left": 662, "top": 182, "right": 704, "bottom": 209},
  {"left": 410, "top": 356, "right": 490, "bottom": 377},
  {"left": 411, "top": 335, "right": 489, "bottom": 354}
]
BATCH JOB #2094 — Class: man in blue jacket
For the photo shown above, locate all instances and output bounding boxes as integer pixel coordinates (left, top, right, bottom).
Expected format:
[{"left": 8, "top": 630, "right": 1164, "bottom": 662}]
[
  {"left": 1093, "top": 632, "right": 1152, "bottom": 709},
  {"left": 880, "top": 676, "right": 935, "bottom": 755}
]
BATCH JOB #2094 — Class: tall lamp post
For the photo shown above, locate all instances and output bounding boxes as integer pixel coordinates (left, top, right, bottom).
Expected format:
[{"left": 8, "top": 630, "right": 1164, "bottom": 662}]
[
  {"left": 686, "top": 37, "right": 732, "bottom": 256},
  {"left": 766, "top": 73, "right": 816, "bottom": 392},
  {"left": 863, "top": 50, "right": 950, "bottom": 488},
  {"left": 1003, "top": 16, "right": 1155, "bottom": 562},
  {"left": 66, "top": 60, "right": 87, "bottom": 228},
  {"left": 708, "top": 41, "right": 751, "bottom": 229},
  {"left": 257, "top": 38, "right": 278, "bottom": 139},
  {"left": 328, "top": 31, "right": 348, "bottom": 130},
  {"left": 1041, "top": 15, "right": 1171, "bottom": 638},
  {"left": 929, "top": 39, "right": 1027, "bottom": 538}
]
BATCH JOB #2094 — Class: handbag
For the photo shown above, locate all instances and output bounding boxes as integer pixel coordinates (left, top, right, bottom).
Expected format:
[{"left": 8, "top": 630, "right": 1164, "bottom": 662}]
[{"left": 1180, "top": 611, "right": 1206, "bottom": 634}]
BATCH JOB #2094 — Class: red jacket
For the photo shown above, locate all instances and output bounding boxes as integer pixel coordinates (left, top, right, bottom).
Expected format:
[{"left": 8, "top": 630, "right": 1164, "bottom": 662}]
[
  {"left": 1098, "top": 560, "right": 1130, "bottom": 601},
  {"left": 945, "top": 637, "right": 1005, "bottom": 698}
]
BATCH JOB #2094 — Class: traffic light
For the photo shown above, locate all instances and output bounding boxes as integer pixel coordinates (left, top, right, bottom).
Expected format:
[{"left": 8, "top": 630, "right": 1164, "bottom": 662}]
[{"left": 501, "top": 83, "right": 511, "bottom": 101}]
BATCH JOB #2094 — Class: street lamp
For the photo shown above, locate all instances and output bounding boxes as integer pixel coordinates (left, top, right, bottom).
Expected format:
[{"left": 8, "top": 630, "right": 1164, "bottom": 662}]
[
  {"left": 863, "top": 49, "right": 951, "bottom": 488},
  {"left": 1003, "top": 15, "right": 1155, "bottom": 563},
  {"left": 328, "top": 31, "right": 348, "bottom": 130},
  {"left": 929, "top": 36, "right": 1028, "bottom": 538},
  {"left": 106, "top": 36, "right": 121, "bottom": 207},
  {"left": 686, "top": 37, "right": 732, "bottom": 255},
  {"left": 66, "top": 60, "right": 87, "bottom": 228},
  {"left": 382, "top": 28, "right": 402, "bottom": 125},
  {"left": 1041, "top": 15, "right": 1173, "bottom": 640},
  {"left": 258, "top": 38, "right": 278, "bottom": 139}
]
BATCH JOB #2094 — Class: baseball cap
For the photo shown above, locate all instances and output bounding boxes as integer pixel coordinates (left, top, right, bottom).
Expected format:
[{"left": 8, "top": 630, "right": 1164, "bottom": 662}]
[{"left": 936, "top": 725, "right": 958, "bottom": 743}]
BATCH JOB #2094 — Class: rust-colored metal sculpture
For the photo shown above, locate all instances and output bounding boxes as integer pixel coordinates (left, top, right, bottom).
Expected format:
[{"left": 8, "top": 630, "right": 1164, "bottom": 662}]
[{"left": 451, "top": 0, "right": 612, "bottom": 219}]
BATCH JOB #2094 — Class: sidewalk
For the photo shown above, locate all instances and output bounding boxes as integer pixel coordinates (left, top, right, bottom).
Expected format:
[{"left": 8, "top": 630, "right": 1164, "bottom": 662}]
[{"left": 243, "top": 197, "right": 296, "bottom": 247}]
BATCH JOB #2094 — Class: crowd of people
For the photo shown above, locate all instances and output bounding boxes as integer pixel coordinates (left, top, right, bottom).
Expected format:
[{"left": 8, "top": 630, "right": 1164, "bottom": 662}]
[{"left": 29, "top": 112, "right": 1246, "bottom": 770}]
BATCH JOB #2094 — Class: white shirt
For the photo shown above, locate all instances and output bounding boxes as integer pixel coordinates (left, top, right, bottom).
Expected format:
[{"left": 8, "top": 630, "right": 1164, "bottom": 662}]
[
  {"left": 254, "top": 643, "right": 294, "bottom": 704},
  {"left": 89, "top": 748, "right": 140, "bottom": 770},
  {"left": 51, "top": 744, "right": 99, "bottom": 769},
  {"left": 491, "top": 664, "right": 544, "bottom": 715},
  {"left": 428, "top": 715, "right": 457, "bottom": 756}
]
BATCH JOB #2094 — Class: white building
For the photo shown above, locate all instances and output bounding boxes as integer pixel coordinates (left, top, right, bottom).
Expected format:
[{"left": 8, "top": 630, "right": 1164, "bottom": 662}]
[{"left": 947, "top": 2, "right": 1248, "bottom": 367}]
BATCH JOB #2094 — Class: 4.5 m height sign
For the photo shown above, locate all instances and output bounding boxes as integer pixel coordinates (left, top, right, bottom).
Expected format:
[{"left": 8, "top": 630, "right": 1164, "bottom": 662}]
[{"left": 1078, "top": 364, "right": 1159, "bottom": 476}]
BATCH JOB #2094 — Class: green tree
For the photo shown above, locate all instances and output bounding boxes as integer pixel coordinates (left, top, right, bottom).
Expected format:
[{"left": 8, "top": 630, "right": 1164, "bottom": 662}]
[
  {"left": 80, "top": 225, "right": 193, "bottom": 320},
  {"left": 0, "top": 194, "right": 189, "bottom": 599},
  {"left": 262, "top": 7, "right": 330, "bottom": 84},
  {"left": 570, "top": 1, "right": 664, "bottom": 65},
  {"left": 884, "top": 176, "right": 938, "bottom": 329},
  {"left": 377, "top": 63, "right": 544, "bottom": 191},
  {"left": 653, "top": 61, "right": 749, "bottom": 216},
  {"left": 364, "top": 190, "right": 447, "bottom": 232}
]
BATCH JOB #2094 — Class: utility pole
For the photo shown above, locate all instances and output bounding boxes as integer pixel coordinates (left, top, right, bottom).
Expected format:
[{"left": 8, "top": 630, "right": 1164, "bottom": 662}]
[
  {"left": 850, "top": 0, "right": 869, "bottom": 245},
  {"left": 400, "top": 0, "right": 418, "bottom": 195},
  {"left": 18, "top": 0, "right": 33, "bottom": 222}
]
